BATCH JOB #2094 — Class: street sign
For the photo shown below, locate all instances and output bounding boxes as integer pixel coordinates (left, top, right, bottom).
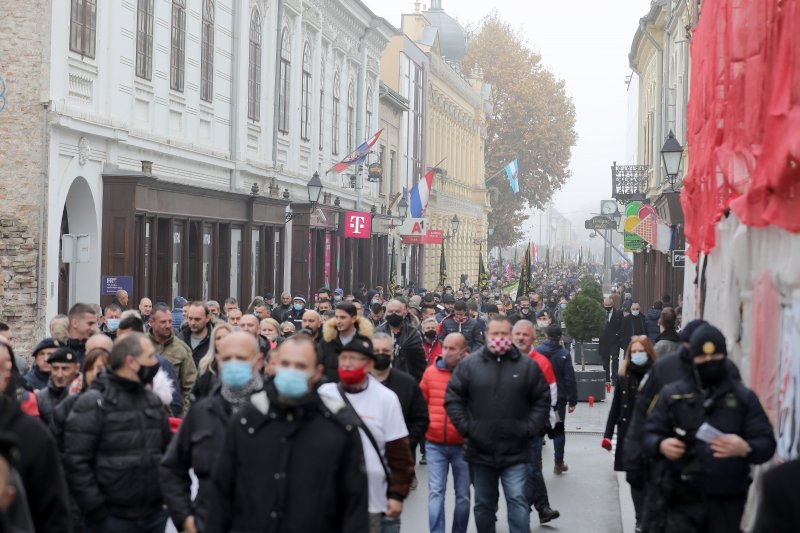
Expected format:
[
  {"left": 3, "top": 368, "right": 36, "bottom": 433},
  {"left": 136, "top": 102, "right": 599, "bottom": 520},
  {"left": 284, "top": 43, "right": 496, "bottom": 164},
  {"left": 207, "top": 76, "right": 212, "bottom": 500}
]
[
  {"left": 584, "top": 216, "right": 618, "bottom": 230},
  {"left": 671, "top": 250, "right": 686, "bottom": 268},
  {"left": 101, "top": 276, "right": 133, "bottom": 296}
]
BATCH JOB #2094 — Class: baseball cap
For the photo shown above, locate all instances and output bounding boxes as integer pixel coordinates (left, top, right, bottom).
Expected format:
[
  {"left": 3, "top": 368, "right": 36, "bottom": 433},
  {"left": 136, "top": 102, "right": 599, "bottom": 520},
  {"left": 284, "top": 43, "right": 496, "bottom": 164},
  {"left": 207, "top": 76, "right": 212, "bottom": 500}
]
[
  {"left": 690, "top": 324, "right": 727, "bottom": 357},
  {"left": 341, "top": 335, "right": 375, "bottom": 360}
]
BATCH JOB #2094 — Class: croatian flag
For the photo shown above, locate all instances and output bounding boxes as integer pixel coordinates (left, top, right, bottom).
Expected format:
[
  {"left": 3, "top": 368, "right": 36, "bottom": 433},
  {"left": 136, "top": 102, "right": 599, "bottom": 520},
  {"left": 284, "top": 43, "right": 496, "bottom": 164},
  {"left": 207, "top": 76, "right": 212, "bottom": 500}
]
[
  {"left": 329, "top": 129, "right": 383, "bottom": 174},
  {"left": 504, "top": 159, "right": 520, "bottom": 193},
  {"left": 410, "top": 167, "right": 435, "bottom": 218},
  {"left": 531, "top": 242, "right": 538, "bottom": 263}
]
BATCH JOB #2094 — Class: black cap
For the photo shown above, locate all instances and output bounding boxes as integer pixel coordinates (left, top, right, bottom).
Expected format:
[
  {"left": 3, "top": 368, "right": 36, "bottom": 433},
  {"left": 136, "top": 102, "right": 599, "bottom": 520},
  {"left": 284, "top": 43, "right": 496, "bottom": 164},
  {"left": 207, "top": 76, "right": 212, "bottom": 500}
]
[
  {"left": 679, "top": 319, "right": 708, "bottom": 343},
  {"left": 47, "top": 347, "right": 79, "bottom": 364},
  {"left": 689, "top": 324, "right": 727, "bottom": 357},
  {"left": 341, "top": 335, "right": 375, "bottom": 360},
  {"left": 264, "top": 292, "right": 274, "bottom": 300},
  {"left": 486, "top": 304, "right": 499, "bottom": 314},
  {"left": 443, "top": 295, "right": 456, "bottom": 304},
  {"left": 32, "top": 337, "right": 61, "bottom": 357},
  {"left": 546, "top": 324, "right": 562, "bottom": 339}
]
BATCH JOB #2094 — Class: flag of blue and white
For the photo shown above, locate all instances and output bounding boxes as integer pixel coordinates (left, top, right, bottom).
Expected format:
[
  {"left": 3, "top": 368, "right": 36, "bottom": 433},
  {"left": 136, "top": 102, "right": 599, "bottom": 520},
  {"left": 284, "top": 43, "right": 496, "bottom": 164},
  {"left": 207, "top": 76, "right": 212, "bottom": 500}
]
[{"left": 504, "top": 159, "right": 520, "bottom": 193}]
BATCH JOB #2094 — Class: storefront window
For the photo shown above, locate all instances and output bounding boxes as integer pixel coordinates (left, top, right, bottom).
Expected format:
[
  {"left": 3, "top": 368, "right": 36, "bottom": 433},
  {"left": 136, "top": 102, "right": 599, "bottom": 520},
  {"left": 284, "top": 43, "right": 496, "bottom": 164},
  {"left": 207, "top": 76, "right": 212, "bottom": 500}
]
[
  {"left": 172, "top": 220, "right": 184, "bottom": 301},
  {"left": 202, "top": 224, "right": 213, "bottom": 300},
  {"left": 230, "top": 227, "right": 242, "bottom": 301},
  {"left": 251, "top": 228, "right": 261, "bottom": 300}
]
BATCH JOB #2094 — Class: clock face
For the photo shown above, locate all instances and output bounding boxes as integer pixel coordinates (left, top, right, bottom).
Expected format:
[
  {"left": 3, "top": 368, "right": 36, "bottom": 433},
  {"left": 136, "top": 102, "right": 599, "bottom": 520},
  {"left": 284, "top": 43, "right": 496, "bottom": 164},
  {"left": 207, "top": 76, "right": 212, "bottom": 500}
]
[{"left": 601, "top": 200, "right": 617, "bottom": 215}]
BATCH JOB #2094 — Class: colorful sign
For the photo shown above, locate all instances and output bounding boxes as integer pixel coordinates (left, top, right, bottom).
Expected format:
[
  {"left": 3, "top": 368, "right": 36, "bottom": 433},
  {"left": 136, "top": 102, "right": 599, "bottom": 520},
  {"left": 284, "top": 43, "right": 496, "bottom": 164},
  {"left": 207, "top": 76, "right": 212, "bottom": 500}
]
[
  {"left": 343, "top": 211, "right": 371, "bottom": 239},
  {"left": 101, "top": 276, "right": 133, "bottom": 296},
  {"left": 623, "top": 202, "right": 646, "bottom": 252},
  {"left": 399, "top": 217, "right": 427, "bottom": 236},
  {"left": 401, "top": 229, "right": 443, "bottom": 245},
  {"left": 324, "top": 233, "right": 332, "bottom": 287}
]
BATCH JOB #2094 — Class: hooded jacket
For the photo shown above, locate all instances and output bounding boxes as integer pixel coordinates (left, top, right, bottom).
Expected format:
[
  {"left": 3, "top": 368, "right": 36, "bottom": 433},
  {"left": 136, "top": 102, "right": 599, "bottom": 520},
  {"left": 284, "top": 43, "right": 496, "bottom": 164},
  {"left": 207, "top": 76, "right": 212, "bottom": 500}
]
[
  {"left": 319, "top": 317, "right": 374, "bottom": 383},
  {"left": 644, "top": 308, "right": 661, "bottom": 342},
  {"left": 444, "top": 345, "right": 551, "bottom": 469},
  {"left": 376, "top": 320, "right": 427, "bottom": 382},
  {"left": 535, "top": 340, "right": 578, "bottom": 407}
]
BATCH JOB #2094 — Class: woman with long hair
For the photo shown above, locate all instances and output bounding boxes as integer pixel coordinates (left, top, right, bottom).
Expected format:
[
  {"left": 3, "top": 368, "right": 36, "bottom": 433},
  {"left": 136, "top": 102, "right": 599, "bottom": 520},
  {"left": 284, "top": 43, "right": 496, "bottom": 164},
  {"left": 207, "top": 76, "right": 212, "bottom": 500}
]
[
  {"left": 192, "top": 323, "right": 233, "bottom": 399},
  {"left": 602, "top": 335, "right": 655, "bottom": 531}
]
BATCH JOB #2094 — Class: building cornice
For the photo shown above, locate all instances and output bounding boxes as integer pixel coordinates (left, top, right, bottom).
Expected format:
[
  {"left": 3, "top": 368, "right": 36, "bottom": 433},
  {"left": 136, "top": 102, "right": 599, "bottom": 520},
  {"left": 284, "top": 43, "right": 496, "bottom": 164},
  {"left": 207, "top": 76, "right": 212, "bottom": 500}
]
[
  {"left": 379, "top": 82, "right": 409, "bottom": 111},
  {"left": 429, "top": 54, "right": 482, "bottom": 109},
  {"left": 629, "top": 0, "right": 668, "bottom": 71}
]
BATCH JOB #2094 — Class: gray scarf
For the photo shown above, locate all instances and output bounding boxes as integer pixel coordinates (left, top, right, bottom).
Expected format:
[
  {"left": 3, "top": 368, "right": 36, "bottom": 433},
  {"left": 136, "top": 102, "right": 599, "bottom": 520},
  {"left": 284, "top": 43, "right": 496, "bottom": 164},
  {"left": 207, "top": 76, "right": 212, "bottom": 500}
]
[{"left": 220, "top": 374, "right": 264, "bottom": 413}]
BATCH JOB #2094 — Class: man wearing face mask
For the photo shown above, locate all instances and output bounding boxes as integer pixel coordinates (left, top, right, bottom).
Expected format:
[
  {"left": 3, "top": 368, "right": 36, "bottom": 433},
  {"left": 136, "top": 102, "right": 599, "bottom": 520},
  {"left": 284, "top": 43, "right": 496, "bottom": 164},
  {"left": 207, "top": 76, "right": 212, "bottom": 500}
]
[
  {"left": 64, "top": 333, "right": 171, "bottom": 533},
  {"left": 36, "top": 347, "right": 81, "bottom": 427},
  {"left": 438, "top": 301, "right": 485, "bottom": 352},
  {"left": 100, "top": 304, "right": 122, "bottom": 340},
  {"left": 319, "top": 302, "right": 374, "bottom": 383},
  {"left": 641, "top": 325, "right": 776, "bottom": 532},
  {"left": 435, "top": 295, "right": 456, "bottom": 322},
  {"left": 377, "top": 300, "right": 427, "bottom": 382},
  {"left": 421, "top": 318, "right": 443, "bottom": 367},
  {"left": 619, "top": 302, "right": 646, "bottom": 344},
  {"left": 287, "top": 296, "right": 307, "bottom": 331},
  {"left": 445, "top": 317, "right": 551, "bottom": 533},
  {"left": 599, "top": 297, "right": 624, "bottom": 383},
  {"left": 508, "top": 297, "right": 533, "bottom": 326},
  {"left": 160, "top": 332, "right": 265, "bottom": 533}
]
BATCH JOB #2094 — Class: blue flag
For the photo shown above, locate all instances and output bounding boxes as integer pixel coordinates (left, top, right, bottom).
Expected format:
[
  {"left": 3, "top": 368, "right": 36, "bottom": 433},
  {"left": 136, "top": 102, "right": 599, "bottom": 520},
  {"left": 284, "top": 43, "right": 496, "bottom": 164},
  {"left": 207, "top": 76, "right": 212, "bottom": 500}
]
[{"left": 504, "top": 159, "right": 520, "bottom": 193}]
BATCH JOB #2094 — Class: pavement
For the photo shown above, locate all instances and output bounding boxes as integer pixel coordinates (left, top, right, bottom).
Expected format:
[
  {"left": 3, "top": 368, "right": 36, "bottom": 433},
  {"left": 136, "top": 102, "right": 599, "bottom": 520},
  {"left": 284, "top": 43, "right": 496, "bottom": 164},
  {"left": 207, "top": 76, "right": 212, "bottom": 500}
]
[{"left": 402, "top": 396, "right": 637, "bottom": 532}]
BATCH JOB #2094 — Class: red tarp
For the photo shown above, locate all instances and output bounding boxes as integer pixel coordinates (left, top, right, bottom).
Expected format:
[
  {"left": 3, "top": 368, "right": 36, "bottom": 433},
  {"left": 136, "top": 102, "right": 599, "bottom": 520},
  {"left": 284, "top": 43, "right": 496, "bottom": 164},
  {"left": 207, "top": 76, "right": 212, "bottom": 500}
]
[{"left": 681, "top": 0, "right": 800, "bottom": 261}]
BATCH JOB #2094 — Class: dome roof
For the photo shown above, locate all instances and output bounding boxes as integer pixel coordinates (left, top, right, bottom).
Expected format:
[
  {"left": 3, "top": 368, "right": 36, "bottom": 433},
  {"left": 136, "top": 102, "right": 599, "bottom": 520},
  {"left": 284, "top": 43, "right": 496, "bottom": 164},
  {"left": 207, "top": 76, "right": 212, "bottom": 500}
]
[{"left": 426, "top": 1, "right": 467, "bottom": 62}]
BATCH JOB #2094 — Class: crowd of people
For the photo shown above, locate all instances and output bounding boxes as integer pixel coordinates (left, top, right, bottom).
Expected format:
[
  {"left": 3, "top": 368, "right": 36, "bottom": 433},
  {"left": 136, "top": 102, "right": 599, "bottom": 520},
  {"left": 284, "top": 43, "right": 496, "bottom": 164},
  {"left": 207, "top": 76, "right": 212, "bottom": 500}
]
[{"left": 0, "top": 265, "right": 795, "bottom": 533}]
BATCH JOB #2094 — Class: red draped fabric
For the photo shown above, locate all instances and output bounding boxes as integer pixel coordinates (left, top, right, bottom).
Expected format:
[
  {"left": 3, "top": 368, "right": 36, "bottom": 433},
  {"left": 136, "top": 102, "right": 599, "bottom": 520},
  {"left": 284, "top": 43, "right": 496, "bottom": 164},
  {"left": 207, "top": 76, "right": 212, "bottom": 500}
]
[{"left": 681, "top": 0, "right": 800, "bottom": 261}]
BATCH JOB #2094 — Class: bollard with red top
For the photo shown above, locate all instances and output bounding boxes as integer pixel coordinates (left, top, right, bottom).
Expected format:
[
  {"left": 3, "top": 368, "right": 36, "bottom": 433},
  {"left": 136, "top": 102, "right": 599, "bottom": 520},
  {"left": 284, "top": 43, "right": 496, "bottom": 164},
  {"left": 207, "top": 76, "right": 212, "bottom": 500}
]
[{"left": 588, "top": 395, "right": 595, "bottom": 407}]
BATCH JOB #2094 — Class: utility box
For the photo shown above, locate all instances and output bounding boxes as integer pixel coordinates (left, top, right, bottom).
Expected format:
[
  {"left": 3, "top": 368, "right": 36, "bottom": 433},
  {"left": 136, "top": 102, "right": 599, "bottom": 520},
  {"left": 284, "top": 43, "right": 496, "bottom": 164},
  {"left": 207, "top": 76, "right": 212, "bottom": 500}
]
[
  {"left": 61, "top": 234, "right": 90, "bottom": 264},
  {"left": 576, "top": 368, "right": 607, "bottom": 402}
]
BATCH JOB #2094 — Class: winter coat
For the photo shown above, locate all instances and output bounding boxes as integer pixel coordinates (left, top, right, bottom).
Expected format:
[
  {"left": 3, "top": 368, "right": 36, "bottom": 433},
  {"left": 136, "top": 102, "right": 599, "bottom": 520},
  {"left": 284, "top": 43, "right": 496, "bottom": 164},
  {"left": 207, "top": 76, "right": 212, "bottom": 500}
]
[
  {"left": 172, "top": 309, "right": 185, "bottom": 333},
  {"left": 24, "top": 365, "right": 49, "bottom": 391},
  {"left": 36, "top": 381, "right": 72, "bottom": 427},
  {"left": 654, "top": 329, "right": 681, "bottom": 358},
  {"left": 423, "top": 338, "right": 443, "bottom": 367},
  {"left": 177, "top": 323, "right": 212, "bottom": 368},
  {"left": 63, "top": 371, "right": 172, "bottom": 522},
  {"left": 419, "top": 358, "right": 463, "bottom": 446},
  {"left": 376, "top": 320, "right": 427, "bottom": 382},
  {"left": 618, "top": 314, "right": 646, "bottom": 345},
  {"left": 272, "top": 304, "right": 292, "bottom": 325},
  {"left": 599, "top": 309, "right": 623, "bottom": 357},
  {"left": 438, "top": 316, "right": 485, "bottom": 352},
  {"left": 642, "top": 373, "right": 775, "bottom": 497},
  {"left": 318, "top": 317, "right": 374, "bottom": 383},
  {"left": 643, "top": 308, "right": 661, "bottom": 342},
  {"left": 160, "top": 387, "right": 230, "bottom": 531},
  {"left": 752, "top": 459, "right": 800, "bottom": 533},
  {"left": 155, "top": 354, "right": 184, "bottom": 417},
  {"left": 444, "top": 345, "right": 550, "bottom": 469},
  {"left": 379, "top": 369, "right": 429, "bottom": 448},
  {"left": 0, "top": 395, "right": 72, "bottom": 533},
  {"left": 149, "top": 329, "right": 197, "bottom": 414},
  {"left": 603, "top": 364, "right": 650, "bottom": 471},
  {"left": 207, "top": 384, "right": 369, "bottom": 533},
  {"left": 535, "top": 340, "right": 578, "bottom": 407},
  {"left": 286, "top": 308, "right": 306, "bottom": 331}
]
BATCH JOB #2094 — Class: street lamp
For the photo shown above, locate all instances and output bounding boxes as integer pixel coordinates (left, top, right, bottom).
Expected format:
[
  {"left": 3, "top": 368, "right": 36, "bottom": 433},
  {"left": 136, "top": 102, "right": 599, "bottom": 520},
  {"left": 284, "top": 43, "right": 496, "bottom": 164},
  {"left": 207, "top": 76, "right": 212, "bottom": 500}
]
[
  {"left": 285, "top": 172, "right": 325, "bottom": 223},
  {"left": 451, "top": 214, "right": 460, "bottom": 235},
  {"left": 661, "top": 130, "right": 684, "bottom": 189},
  {"left": 397, "top": 195, "right": 409, "bottom": 223}
]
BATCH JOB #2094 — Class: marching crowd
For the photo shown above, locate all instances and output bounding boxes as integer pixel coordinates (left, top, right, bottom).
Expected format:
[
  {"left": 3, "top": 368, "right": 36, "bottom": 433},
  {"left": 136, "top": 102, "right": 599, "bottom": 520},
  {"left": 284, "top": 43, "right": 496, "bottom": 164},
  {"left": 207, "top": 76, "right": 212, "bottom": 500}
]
[{"left": 0, "top": 265, "right": 795, "bottom": 533}]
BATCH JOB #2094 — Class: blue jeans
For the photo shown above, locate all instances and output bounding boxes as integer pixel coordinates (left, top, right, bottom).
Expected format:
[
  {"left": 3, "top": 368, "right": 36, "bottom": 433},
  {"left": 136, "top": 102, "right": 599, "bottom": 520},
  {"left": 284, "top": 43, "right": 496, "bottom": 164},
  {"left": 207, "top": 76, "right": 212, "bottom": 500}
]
[
  {"left": 427, "top": 442, "right": 471, "bottom": 533},
  {"left": 524, "top": 436, "right": 549, "bottom": 511},
  {"left": 381, "top": 515, "right": 401, "bottom": 533},
  {"left": 86, "top": 510, "right": 167, "bottom": 533},
  {"left": 554, "top": 404, "right": 567, "bottom": 463},
  {"left": 470, "top": 462, "right": 529, "bottom": 533}
]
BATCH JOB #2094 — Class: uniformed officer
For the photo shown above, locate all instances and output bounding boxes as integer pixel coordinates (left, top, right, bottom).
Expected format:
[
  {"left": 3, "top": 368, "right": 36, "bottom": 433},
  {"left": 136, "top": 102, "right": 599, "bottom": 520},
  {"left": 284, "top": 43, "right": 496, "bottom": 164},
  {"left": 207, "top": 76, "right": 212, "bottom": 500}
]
[{"left": 641, "top": 324, "right": 775, "bottom": 533}]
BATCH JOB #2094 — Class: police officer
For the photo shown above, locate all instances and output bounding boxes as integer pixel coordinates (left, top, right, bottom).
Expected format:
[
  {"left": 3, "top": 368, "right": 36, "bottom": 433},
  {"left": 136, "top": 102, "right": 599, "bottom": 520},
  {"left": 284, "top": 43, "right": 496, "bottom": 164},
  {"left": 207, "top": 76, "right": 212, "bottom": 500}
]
[{"left": 641, "top": 325, "right": 776, "bottom": 532}]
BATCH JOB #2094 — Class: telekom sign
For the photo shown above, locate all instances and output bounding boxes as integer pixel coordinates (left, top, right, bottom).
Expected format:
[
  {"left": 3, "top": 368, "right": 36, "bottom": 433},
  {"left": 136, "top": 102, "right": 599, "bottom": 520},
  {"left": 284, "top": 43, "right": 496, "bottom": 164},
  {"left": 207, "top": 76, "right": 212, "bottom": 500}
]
[{"left": 343, "top": 211, "right": 371, "bottom": 239}]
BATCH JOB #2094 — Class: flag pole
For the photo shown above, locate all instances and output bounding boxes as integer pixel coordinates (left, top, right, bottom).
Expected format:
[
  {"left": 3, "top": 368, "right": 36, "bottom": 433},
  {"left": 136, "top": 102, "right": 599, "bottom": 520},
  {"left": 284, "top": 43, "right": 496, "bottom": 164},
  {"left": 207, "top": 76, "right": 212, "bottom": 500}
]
[{"left": 484, "top": 166, "right": 508, "bottom": 185}]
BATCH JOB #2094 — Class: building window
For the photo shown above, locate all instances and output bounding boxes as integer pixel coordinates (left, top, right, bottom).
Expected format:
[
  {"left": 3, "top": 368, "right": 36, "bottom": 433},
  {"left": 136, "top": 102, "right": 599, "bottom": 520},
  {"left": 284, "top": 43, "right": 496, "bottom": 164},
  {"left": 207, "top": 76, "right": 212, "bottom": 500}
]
[
  {"left": 170, "top": 0, "right": 186, "bottom": 91},
  {"left": 347, "top": 82, "right": 355, "bottom": 149},
  {"left": 201, "top": 0, "right": 215, "bottom": 103},
  {"left": 366, "top": 86, "right": 373, "bottom": 135},
  {"left": 248, "top": 9, "right": 262, "bottom": 121},
  {"left": 70, "top": 0, "right": 97, "bottom": 58},
  {"left": 300, "top": 42, "right": 312, "bottom": 141},
  {"left": 278, "top": 28, "right": 291, "bottom": 134},
  {"left": 332, "top": 71, "right": 340, "bottom": 155},
  {"left": 135, "top": 0, "right": 154, "bottom": 80}
]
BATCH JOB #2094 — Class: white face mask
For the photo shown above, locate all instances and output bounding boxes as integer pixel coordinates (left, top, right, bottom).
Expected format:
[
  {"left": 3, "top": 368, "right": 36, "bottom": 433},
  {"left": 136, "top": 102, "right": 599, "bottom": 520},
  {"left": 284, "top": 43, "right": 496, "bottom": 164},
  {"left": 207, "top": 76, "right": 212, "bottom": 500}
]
[{"left": 631, "top": 351, "right": 649, "bottom": 366}]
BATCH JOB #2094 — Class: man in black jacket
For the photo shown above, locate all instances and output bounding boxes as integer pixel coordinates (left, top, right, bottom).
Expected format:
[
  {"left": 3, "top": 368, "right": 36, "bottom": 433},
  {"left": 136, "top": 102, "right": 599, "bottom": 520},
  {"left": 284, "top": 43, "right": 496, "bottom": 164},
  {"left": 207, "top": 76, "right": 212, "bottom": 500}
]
[
  {"left": 161, "top": 331, "right": 265, "bottom": 533},
  {"left": 318, "top": 302, "right": 374, "bottom": 383},
  {"left": 599, "top": 297, "right": 623, "bottom": 381},
  {"left": 177, "top": 301, "right": 212, "bottom": 367},
  {"left": 208, "top": 334, "right": 369, "bottom": 533},
  {"left": 445, "top": 316, "right": 551, "bottom": 533},
  {"left": 64, "top": 333, "right": 171, "bottom": 533},
  {"left": 370, "top": 333, "right": 429, "bottom": 467},
  {"left": 0, "top": 338, "right": 72, "bottom": 533},
  {"left": 618, "top": 302, "right": 646, "bottom": 346},
  {"left": 36, "top": 347, "right": 81, "bottom": 427},
  {"left": 438, "top": 300, "right": 485, "bottom": 352},
  {"left": 377, "top": 300, "right": 427, "bottom": 382}
]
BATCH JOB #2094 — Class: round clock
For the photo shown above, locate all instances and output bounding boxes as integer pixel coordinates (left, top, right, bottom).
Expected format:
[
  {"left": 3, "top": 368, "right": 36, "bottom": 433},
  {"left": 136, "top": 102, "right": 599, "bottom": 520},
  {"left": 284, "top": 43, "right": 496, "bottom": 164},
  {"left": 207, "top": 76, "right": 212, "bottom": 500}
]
[{"left": 601, "top": 200, "right": 618, "bottom": 215}]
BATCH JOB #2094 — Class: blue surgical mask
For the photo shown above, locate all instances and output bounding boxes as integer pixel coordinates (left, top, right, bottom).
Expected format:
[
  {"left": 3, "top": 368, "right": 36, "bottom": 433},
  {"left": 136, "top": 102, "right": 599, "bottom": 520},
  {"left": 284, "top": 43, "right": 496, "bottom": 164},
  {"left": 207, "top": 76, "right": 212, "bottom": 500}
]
[
  {"left": 560, "top": 303, "right": 567, "bottom": 309},
  {"left": 106, "top": 318, "right": 120, "bottom": 332},
  {"left": 273, "top": 367, "right": 311, "bottom": 399},
  {"left": 631, "top": 352, "right": 649, "bottom": 366},
  {"left": 632, "top": 310, "right": 640, "bottom": 317},
  {"left": 220, "top": 360, "right": 254, "bottom": 389},
  {"left": 293, "top": 303, "right": 304, "bottom": 312}
]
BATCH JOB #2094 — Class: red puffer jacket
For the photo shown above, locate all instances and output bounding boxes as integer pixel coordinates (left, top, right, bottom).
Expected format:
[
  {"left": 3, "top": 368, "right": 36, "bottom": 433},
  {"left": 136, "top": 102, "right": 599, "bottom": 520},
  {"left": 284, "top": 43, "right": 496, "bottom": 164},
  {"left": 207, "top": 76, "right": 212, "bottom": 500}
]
[{"left": 420, "top": 359, "right": 464, "bottom": 445}]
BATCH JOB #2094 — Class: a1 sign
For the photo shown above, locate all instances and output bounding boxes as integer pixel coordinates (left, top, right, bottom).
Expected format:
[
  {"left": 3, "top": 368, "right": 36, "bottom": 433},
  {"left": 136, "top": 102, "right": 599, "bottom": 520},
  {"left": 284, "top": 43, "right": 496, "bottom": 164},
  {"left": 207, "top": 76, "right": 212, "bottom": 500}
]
[
  {"left": 343, "top": 211, "right": 371, "bottom": 239},
  {"left": 672, "top": 250, "right": 685, "bottom": 268}
]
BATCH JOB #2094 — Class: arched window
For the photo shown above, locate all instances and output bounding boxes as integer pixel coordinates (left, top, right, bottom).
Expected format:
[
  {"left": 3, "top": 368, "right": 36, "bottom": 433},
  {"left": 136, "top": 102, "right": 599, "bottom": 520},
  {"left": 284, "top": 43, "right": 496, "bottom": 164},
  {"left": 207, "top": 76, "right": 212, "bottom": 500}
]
[
  {"left": 70, "top": 0, "right": 97, "bottom": 58},
  {"left": 247, "top": 9, "right": 262, "bottom": 121},
  {"left": 201, "top": 0, "right": 215, "bottom": 102},
  {"left": 332, "top": 71, "right": 340, "bottom": 155},
  {"left": 300, "top": 42, "right": 312, "bottom": 141},
  {"left": 347, "top": 82, "right": 355, "bottom": 149},
  {"left": 170, "top": 0, "right": 186, "bottom": 91},
  {"left": 278, "top": 28, "right": 291, "bottom": 134},
  {"left": 365, "top": 86, "right": 373, "bottom": 135},
  {"left": 135, "top": 0, "right": 154, "bottom": 80}
]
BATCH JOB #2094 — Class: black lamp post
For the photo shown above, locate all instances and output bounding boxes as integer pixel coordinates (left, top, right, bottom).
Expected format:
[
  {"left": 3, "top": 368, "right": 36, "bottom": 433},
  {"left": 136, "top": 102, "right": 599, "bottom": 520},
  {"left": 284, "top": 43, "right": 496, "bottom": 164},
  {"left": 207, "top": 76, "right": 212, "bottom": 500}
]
[
  {"left": 285, "top": 172, "right": 325, "bottom": 223},
  {"left": 397, "top": 195, "right": 409, "bottom": 223},
  {"left": 661, "top": 130, "right": 684, "bottom": 190},
  {"left": 451, "top": 214, "right": 460, "bottom": 235}
]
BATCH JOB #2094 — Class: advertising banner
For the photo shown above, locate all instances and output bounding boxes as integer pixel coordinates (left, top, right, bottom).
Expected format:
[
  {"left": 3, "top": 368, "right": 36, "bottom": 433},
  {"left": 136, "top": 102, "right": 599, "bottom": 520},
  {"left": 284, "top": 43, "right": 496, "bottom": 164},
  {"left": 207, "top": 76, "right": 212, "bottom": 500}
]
[{"left": 343, "top": 211, "right": 371, "bottom": 239}]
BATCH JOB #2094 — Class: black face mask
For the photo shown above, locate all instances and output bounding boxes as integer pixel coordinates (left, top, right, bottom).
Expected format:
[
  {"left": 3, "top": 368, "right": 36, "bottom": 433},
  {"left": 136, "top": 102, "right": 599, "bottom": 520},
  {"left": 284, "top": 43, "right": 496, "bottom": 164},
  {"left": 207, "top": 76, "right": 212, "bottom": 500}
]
[
  {"left": 283, "top": 331, "right": 294, "bottom": 338},
  {"left": 695, "top": 359, "right": 727, "bottom": 386},
  {"left": 137, "top": 361, "right": 161, "bottom": 385},
  {"left": 386, "top": 314, "right": 404, "bottom": 327},
  {"left": 520, "top": 308, "right": 531, "bottom": 315},
  {"left": 373, "top": 356, "right": 392, "bottom": 371},
  {"left": 424, "top": 330, "right": 438, "bottom": 341},
  {"left": 604, "top": 306, "right": 613, "bottom": 312}
]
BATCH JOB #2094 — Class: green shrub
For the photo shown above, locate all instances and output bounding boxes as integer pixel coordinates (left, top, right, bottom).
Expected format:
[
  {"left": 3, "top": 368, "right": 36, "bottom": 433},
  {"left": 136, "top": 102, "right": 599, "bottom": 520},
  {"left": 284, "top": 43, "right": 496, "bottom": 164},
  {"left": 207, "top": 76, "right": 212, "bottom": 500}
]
[{"left": 563, "top": 294, "right": 606, "bottom": 343}]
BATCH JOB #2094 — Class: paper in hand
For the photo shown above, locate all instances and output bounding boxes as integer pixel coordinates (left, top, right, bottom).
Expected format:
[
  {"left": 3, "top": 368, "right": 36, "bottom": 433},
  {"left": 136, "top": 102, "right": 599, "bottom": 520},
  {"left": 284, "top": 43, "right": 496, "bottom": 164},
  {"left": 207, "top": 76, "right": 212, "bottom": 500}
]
[{"left": 696, "top": 422, "right": 726, "bottom": 443}]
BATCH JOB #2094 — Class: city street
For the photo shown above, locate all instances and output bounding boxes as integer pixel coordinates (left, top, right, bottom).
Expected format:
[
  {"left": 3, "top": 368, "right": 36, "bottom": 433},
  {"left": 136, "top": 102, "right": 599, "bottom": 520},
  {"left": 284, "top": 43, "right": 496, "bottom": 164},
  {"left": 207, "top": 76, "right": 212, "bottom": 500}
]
[{"left": 402, "top": 397, "right": 634, "bottom": 532}]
